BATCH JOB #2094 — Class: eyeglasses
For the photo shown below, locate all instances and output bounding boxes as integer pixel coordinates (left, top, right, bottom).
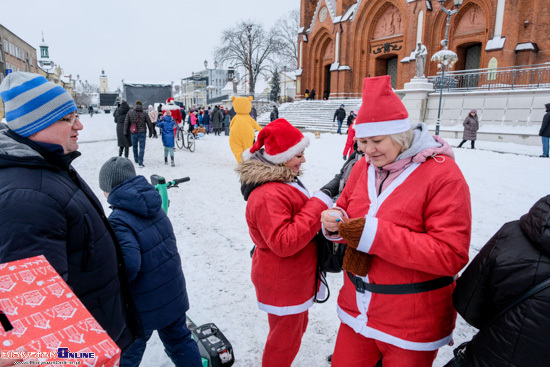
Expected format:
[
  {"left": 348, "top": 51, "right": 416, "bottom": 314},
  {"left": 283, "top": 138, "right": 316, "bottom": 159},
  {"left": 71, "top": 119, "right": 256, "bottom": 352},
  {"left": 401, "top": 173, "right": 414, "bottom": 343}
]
[{"left": 59, "top": 114, "right": 80, "bottom": 126}]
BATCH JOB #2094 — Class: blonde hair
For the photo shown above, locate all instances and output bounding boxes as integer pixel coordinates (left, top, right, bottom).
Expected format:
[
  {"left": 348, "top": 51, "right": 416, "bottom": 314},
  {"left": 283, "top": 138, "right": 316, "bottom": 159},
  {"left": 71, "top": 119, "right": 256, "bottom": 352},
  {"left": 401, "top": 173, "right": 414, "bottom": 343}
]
[{"left": 389, "top": 129, "right": 414, "bottom": 153}]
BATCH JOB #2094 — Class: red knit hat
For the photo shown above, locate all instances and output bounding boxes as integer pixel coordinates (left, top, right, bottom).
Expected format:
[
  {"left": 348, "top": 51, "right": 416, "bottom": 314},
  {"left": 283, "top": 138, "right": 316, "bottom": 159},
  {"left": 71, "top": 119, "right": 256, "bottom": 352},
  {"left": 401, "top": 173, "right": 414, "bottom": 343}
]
[
  {"left": 242, "top": 118, "right": 309, "bottom": 163},
  {"left": 355, "top": 75, "right": 410, "bottom": 138},
  {"left": 166, "top": 97, "right": 175, "bottom": 104}
]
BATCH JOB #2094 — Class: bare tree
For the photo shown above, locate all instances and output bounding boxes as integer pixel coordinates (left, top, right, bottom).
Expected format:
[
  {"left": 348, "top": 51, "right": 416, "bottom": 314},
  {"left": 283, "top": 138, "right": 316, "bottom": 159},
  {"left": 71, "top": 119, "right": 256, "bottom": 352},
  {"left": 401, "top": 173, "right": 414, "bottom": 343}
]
[
  {"left": 215, "top": 21, "right": 283, "bottom": 94},
  {"left": 273, "top": 9, "right": 300, "bottom": 70}
]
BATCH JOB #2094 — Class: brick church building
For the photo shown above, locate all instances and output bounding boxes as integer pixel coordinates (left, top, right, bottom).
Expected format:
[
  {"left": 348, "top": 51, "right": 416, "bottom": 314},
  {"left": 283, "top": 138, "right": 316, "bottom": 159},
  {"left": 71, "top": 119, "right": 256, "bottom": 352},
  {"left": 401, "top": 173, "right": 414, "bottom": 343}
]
[{"left": 296, "top": 0, "right": 550, "bottom": 99}]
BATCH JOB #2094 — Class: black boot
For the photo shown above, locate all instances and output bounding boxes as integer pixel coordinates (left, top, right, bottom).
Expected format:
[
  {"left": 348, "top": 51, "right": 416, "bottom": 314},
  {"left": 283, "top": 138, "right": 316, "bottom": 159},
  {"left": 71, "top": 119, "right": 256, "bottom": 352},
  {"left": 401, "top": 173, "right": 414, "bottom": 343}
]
[
  {"left": 124, "top": 147, "right": 129, "bottom": 158},
  {"left": 164, "top": 157, "right": 168, "bottom": 165},
  {"left": 118, "top": 147, "right": 123, "bottom": 157},
  {"left": 171, "top": 157, "right": 175, "bottom": 167},
  {"left": 471, "top": 141, "right": 475, "bottom": 149},
  {"left": 458, "top": 140, "right": 466, "bottom": 148}
]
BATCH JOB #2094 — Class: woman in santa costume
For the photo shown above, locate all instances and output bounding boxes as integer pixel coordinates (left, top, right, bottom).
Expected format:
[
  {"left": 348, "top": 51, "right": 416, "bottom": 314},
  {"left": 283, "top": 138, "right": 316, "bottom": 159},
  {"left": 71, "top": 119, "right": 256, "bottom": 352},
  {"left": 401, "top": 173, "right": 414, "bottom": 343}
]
[
  {"left": 236, "top": 119, "right": 333, "bottom": 367},
  {"left": 321, "top": 75, "right": 471, "bottom": 367}
]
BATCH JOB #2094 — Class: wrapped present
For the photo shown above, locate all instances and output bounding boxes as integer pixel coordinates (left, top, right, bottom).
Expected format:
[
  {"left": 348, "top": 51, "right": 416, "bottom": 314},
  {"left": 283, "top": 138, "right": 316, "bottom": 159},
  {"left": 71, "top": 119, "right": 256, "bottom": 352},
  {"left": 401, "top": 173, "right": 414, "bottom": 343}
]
[{"left": 0, "top": 255, "right": 120, "bottom": 366}]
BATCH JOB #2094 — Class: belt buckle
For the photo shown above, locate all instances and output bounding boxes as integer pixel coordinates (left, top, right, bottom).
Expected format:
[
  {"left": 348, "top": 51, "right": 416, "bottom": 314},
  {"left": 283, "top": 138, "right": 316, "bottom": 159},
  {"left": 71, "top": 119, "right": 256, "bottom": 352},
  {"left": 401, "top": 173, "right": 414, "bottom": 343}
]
[{"left": 353, "top": 276, "right": 365, "bottom": 294}]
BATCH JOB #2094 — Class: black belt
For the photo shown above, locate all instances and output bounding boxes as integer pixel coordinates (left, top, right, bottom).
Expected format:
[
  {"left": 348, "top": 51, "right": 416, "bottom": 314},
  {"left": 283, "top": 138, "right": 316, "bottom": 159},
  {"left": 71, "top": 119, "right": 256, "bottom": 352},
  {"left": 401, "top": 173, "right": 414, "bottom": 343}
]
[{"left": 347, "top": 271, "right": 457, "bottom": 295}]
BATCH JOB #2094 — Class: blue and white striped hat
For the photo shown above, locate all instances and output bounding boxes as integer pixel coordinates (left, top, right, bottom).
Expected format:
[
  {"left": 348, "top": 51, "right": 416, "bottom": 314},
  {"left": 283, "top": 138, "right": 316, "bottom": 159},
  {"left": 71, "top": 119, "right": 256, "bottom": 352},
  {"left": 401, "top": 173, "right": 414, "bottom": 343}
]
[{"left": 0, "top": 72, "right": 77, "bottom": 137}]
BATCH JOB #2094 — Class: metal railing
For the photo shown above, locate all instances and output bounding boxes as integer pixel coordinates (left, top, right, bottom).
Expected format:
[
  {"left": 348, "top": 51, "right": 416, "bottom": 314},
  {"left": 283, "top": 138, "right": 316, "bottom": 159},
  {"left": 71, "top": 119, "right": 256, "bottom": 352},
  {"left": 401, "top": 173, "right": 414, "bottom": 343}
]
[{"left": 428, "top": 63, "right": 550, "bottom": 91}]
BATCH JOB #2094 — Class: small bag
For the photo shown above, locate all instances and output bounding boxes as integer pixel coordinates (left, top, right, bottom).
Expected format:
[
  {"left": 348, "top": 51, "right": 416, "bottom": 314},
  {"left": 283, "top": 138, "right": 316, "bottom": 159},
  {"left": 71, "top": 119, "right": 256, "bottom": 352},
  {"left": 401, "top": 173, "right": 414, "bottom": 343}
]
[
  {"left": 443, "top": 341, "right": 469, "bottom": 367},
  {"left": 130, "top": 112, "right": 141, "bottom": 133},
  {"left": 314, "top": 231, "right": 346, "bottom": 304},
  {"left": 316, "top": 231, "right": 346, "bottom": 273}
]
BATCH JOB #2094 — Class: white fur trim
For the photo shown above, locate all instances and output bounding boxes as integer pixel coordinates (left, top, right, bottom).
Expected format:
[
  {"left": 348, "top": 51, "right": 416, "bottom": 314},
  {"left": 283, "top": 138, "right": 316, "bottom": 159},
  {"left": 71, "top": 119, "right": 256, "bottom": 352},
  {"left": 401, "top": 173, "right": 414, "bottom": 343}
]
[
  {"left": 257, "top": 296, "right": 314, "bottom": 316},
  {"left": 337, "top": 306, "right": 452, "bottom": 350},
  {"left": 241, "top": 148, "right": 253, "bottom": 162},
  {"left": 162, "top": 104, "right": 179, "bottom": 111},
  {"left": 264, "top": 136, "right": 310, "bottom": 164},
  {"left": 355, "top": 118, "right": 411, "bottom": 138}
]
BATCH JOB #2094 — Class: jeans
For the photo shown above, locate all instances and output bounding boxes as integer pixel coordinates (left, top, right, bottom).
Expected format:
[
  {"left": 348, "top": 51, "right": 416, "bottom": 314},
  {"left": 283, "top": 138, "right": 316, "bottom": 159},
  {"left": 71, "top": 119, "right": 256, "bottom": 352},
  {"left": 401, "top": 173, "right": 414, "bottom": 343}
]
[
  {"left": 337, "top": 119, "right": 344, "bottom": 134},
  {"left": 120, "top": 314, "right": 202, "bottom": 367},
  {"left": 131, "top": 132, "right": 146, "bottom": 165},
  {"left": 542, "top": 136, "right": 549, "bottom": 157}
]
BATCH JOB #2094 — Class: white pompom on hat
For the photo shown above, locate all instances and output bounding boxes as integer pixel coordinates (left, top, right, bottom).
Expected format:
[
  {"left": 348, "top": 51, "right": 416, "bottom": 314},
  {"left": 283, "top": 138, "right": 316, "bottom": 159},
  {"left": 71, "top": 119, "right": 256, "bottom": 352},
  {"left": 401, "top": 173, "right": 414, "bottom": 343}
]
[
  {"left": 354, "top": 75, "right": 410, "bottom": 138},
  {"left": 166, "top": 97, "right": 175, "bottom": 104},
  {"left": 242, "top": 118, "right": 309, "bottom": 164}
]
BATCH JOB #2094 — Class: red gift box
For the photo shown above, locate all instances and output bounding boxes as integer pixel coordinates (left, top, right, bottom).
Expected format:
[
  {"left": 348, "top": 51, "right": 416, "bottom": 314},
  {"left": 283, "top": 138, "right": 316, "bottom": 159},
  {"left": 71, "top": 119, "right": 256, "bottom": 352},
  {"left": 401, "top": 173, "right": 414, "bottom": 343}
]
[{"left": 0, "top": 255, "right": 120, "bottom": 366}]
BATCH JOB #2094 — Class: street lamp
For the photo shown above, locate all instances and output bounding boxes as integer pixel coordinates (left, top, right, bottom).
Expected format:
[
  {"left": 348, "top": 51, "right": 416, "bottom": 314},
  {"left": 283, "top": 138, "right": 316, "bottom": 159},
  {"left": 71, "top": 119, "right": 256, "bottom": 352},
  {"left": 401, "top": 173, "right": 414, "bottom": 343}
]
[
  {"left": 431, "top": 0, "right": 462, "bottom": 135},
  {"left": 204, "top": 60, "right": 208, "bottom": 69}
]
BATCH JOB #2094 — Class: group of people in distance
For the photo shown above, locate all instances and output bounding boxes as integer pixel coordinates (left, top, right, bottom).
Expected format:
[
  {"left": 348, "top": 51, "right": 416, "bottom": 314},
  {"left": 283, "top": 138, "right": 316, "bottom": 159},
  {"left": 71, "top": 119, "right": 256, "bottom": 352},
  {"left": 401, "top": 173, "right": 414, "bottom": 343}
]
[{"left": 0, "top": 71, "right": 548, "bottom": 367}]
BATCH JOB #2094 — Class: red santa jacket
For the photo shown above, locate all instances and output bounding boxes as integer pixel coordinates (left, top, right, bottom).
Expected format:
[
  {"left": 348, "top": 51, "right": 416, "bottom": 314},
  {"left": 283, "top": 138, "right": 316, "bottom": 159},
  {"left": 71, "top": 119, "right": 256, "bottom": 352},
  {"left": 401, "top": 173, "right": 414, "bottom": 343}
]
[
  {"left": 162, "top": 102, "right": 182, "bottom": 123},
  {"left": 335, "top": 150, "right": 471, "bottom": 351},
  {"left": 239, "top": 160, "right": 332, "bottom": 316}
]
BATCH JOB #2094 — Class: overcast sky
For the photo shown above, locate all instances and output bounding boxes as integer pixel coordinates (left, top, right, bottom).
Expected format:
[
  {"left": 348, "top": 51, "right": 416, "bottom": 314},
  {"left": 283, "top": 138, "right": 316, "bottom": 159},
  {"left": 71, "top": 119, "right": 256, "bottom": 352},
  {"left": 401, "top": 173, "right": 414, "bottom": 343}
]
[{"left": 1, "top": 0, "right": 299, "bottom": 91}]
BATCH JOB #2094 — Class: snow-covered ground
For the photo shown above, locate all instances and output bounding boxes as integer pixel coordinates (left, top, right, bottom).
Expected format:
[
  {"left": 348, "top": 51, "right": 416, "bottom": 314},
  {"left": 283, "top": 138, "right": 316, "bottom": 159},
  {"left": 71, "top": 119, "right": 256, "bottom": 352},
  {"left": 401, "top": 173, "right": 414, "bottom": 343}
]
[{"left": 72, "top": 112, "right": 548, "bottom": 367}]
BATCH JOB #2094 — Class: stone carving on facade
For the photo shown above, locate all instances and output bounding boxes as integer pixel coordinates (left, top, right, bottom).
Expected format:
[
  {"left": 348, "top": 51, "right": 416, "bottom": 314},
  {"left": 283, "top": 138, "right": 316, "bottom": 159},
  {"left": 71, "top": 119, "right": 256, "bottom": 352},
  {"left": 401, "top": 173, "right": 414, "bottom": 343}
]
[
  {"left": 373, "top": 6, "right": 403, "bottom": 39},
  {"left": 455, "top": 5, "right": 485, "bottom": 36}
]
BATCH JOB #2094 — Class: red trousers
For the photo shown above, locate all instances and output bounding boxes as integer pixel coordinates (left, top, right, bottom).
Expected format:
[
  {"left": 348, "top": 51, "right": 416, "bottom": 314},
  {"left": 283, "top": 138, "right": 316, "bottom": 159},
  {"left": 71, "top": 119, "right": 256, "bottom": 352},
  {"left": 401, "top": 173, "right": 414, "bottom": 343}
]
[
  {"left": 262, "top": 311, "right": 309, "bottom": 367},
  {"left": 331, "top": 323, "right": 438, "bottom": 367}
]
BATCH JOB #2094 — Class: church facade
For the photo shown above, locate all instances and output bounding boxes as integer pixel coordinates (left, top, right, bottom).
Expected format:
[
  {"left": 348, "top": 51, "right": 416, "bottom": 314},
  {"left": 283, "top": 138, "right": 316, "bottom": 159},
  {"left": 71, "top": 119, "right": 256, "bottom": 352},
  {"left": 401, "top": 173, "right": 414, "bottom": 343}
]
[{"left": 296, "top": 0, "right": 550, "bottom": 99}]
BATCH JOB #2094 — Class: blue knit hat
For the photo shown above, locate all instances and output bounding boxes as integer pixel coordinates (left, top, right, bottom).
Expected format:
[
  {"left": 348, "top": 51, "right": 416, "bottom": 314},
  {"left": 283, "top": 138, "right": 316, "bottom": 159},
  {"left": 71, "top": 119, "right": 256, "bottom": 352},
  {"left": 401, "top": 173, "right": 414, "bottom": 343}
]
[{"left": 0, "top": 72, "right": 77, "bottom": 137}]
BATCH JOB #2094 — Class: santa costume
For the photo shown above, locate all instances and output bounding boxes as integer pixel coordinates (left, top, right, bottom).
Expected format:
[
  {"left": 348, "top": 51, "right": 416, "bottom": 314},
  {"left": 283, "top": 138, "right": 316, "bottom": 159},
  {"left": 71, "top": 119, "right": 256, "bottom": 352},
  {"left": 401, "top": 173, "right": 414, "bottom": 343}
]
[
  {"left": 328, "top": 76, "right": 472, "bottom": 366},
  {"left": 161, "top": 97, "right": 182, "bottom": 124},
  {"left": 236, "top": 119, "right": 332, "bottom": 367}
]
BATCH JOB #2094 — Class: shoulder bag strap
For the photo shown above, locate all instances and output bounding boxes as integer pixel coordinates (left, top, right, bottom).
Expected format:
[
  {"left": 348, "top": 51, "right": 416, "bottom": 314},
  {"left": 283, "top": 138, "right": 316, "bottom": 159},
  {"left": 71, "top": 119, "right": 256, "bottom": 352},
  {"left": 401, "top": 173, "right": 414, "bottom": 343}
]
[{"left": 490, "top": 277, "right": 550, "bottom": 325}]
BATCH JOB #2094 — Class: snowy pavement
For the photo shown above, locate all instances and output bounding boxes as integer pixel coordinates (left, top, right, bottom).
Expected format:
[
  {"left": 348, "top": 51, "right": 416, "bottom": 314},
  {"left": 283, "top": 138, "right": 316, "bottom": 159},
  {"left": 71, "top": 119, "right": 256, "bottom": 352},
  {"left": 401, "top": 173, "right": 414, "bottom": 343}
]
[{"left": 72, "top": 113, "right": 548, "bottom": 367}]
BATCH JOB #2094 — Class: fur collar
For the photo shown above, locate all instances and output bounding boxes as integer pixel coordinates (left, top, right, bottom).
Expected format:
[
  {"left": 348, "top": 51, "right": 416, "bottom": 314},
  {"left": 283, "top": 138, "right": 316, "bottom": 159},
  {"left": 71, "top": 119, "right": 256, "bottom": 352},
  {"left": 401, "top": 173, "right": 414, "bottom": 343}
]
[{"left": 236, "top": 159, "right": 301, "bottom": 201}]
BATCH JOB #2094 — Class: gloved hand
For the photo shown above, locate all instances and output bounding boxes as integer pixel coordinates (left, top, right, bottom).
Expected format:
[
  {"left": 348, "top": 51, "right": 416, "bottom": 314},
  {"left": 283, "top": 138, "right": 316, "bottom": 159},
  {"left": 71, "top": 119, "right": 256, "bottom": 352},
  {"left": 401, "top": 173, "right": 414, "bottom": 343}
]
[
  {"left": 338, "top": 217, "right": 365, "bottom": 249},
  {"left": 343, "top": 155, "right": 347, "bottom": 161},
  {"left": 339, "top": 217, "right": 372, "bottom": 276}
]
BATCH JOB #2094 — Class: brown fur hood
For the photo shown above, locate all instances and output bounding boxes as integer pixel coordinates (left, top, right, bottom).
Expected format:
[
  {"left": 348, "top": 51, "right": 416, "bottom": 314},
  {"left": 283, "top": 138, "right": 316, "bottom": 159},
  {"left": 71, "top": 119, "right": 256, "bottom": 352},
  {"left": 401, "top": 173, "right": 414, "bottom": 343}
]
[{"left": 236, "top": 159, "right": 300, "bottom": 201}]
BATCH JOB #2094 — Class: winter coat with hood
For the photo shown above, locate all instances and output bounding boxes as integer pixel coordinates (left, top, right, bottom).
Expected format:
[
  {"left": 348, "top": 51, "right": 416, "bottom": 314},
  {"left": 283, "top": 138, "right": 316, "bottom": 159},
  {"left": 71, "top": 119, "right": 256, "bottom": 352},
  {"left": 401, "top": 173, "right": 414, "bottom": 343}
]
[
  {"left": 106, "top": 175, "right": 189, "bottom": 331},
  {"left": 462, "top": 113, "right": 479, "bottom": 141},
  {"left": 157, "top": 116, "right": 177, "bottom": 148},
  {"left": 539, "top": 103, "right": 550, "bottom": 137},
  {"left": 0, "top": 124, "right": 141, "bottom": 351},
  {"left": 236, "top": 155, "right": 332, "bottom": 315},
  {"left": 211, "top": 107, "right": 224, "bottom": 129},
  {"left": 124, "top": 104, "right": 153, "bottom": 135},
  {"left": 114, "top": 101, "right": 132, "bottom": 147},
  {"left": 333, "top": 123, "right": 471, "bottom": 351},
  {"left": 452, "top": 195, "right": 550, "bottom": 367}
]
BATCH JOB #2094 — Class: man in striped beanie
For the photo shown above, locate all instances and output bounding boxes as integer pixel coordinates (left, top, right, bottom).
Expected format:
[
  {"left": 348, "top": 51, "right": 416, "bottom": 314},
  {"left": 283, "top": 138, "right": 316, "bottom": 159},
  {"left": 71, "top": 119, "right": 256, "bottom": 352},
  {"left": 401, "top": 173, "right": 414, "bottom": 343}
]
[{"left": 0, "top": 72, "right": 142, "bottom": 351}]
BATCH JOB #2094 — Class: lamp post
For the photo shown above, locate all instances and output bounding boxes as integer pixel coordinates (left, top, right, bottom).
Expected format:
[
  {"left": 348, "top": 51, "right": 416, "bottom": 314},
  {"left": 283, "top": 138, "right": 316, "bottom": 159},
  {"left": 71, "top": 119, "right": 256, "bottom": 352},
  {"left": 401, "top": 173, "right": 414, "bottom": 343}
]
[{"left": 431, "top": 0, "right": 463, "bottom": 135}]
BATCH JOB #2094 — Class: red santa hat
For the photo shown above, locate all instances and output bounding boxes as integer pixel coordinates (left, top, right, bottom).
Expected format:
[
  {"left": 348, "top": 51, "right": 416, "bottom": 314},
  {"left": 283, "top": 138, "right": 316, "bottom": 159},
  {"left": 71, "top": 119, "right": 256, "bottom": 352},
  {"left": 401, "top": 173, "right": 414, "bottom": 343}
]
[
  {"left": 166, "top": 97, "right": 175, "bottom": 104},
  {"left": 242, "top": 118, "right": 309, "bottom": 164},
  {"left": 354, "top": 75, "right": 410, "bottom": 138}
]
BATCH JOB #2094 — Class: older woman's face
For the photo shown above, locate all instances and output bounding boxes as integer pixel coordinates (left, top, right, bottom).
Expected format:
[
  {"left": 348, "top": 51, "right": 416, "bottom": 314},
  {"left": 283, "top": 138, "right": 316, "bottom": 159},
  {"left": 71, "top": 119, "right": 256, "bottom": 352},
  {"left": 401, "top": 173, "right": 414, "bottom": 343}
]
[
  {"left": 357, "top": 135, "right": 402, "bottom": 168},
  {"left": 285, "top": 151, "right": 306, "bottom": 174}
]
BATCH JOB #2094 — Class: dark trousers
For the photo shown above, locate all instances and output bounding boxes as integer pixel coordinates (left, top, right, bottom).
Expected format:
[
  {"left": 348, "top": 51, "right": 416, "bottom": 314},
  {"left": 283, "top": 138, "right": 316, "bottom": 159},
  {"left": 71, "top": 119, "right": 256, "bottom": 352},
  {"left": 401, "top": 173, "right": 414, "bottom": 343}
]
[
  {"left": 131, "top": 132, "right": 146, "bottom": 165},
  {"left": 118, "top": 146, "right": 129, "bottom": 158},
  {"left": 120, "top": 314, "right": 202, "bottom": 367},
  {"left": 458, "top": 140, "right": 475, "bottom": 149}
]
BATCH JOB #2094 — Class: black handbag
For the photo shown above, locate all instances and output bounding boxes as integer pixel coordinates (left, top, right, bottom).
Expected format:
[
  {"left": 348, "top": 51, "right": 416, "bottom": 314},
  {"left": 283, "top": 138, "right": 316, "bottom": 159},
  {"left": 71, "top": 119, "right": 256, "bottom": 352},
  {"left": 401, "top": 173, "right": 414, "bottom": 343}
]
[
  {"left": 315, "top": 231, "right": 346, "bottom": 273},
  {"left": 445, "top": 276, "right": 550, "bottom": 366},
  {"left": 314, "top": 231, "right": 346, "bottom": 303}
]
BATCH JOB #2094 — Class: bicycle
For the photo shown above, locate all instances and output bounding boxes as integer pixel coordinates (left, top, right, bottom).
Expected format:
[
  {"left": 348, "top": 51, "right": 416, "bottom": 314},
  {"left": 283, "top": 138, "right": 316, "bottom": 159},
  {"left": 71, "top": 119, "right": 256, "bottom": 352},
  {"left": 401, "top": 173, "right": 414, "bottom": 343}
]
[
  {"left": 176, "top": 126, "right": 196, "bottom": 152},
  {"left": 150, "top": 174, "right": 190, "bottom": 214}
]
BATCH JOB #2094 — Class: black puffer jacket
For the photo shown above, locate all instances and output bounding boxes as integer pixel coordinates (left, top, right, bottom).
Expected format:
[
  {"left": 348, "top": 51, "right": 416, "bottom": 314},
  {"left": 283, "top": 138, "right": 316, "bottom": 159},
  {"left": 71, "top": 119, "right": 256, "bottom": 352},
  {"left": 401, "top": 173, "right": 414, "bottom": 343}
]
[
  {"left": 0, "top": 125, "right": 141, "bottom": 351},
  {"left": 453, "top": 195, "right": 550, "bottom": 367},
  {"left": 114, "top": 101, "right": 131, "bottom": 147}
]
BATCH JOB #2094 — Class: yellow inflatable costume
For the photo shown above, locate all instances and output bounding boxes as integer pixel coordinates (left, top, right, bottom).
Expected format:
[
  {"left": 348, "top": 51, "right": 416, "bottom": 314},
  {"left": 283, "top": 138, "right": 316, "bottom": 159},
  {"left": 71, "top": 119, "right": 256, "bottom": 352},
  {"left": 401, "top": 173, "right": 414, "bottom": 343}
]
[{"left": 229, "top": 96, "right": 262, "bottom": 163}]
